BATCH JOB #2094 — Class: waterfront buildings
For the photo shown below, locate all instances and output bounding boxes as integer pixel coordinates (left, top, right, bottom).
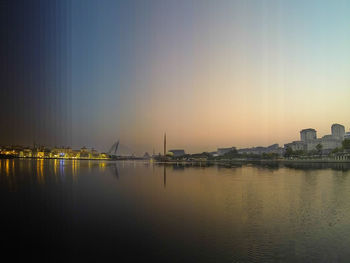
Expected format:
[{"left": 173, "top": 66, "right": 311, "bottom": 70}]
[
  {"left": 284, "top": 141, "right": 306, "bottom": 152},
  {"left": 238, "top": 144, "right": 283, "bottom": 155},
  {"left": 285, "top": 124, "right": 346, "bottom": 153},
  {"left": 217, "top": 147, "right": 236, "bottom": 156},
  {"left": 2, "top": 124, "right": 349, "bottom": 160},
  {"left": 300, "top": 129, "right": 317, "bottom": 142},
  {"left": 332, "top": 124, "right": 345, "bottom": 139},
  {"left": 168, "top": 149, "right": 186, "bottom": 157},
  {"left": 1, "top": 145, "right": 109, "bottom": 159}
]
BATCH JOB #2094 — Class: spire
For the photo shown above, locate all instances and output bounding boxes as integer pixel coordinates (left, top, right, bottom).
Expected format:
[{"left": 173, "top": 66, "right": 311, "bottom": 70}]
[{"left": 164, "top": 133, "right": 166, "bottom": 156}]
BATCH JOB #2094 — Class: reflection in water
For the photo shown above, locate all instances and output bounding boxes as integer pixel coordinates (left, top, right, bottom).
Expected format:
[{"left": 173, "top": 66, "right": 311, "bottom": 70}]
[
  {"left": 115, "top": 164, "right": 119, "bottom": 179},
  {"left": 99, "top": 161, "right": 106, "bottom": 172},
  {"left": 5, "top": 159, "right": 9, "bottom": 175},
  {"left": 88, "top": 160, "right": 92, "bottom": 171},
  {"left": 0, "top": 160, "right": 350, "bottom": 262},
  {"left": 163, "top": 165, "right": 166, "bottom": 188},
  {"left": 54, "top": 159, "right": 58, "bottom": 177},
  {"left": 72, "top": 160, "right": 79, "bottom": 182},
  {"left": 283, "top": 162, "right": 350, "bottom": 171},
  {"left": 172, "top": 164, "right": 185, "bottom": 171},
  {"left": 36, "top": 159, "right": 44, "bottom": 185},
  {"left": 109, "top": 163, "right": 119, "bottom": 179},
  {"left": 60, "top": 159, "right": 65, "bottom": 177}
]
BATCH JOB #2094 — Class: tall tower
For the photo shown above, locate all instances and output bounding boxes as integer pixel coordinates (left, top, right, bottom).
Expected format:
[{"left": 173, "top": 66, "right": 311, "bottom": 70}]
[{"left": 164, "top": 133, "right": 166, "bottom": 156}]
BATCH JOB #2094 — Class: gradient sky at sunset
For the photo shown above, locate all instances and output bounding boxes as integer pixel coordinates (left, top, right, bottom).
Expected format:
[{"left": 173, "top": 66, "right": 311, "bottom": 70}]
[{"left": 12, "top": 0, "right": 347, "bottom": 154}]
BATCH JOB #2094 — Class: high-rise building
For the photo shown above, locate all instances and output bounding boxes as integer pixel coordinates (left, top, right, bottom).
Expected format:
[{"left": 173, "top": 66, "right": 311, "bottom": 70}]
[
  {"left": 331, "top": 124, "right": 345, "bottom": 139},
  {"left": 300, "top": 129, "right": 317, "bottom": 142}
]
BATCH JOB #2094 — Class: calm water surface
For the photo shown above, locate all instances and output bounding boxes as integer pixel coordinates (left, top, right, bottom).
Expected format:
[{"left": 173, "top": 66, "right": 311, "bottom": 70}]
[{"left": 1, "top": 159, "right": 350, "bottom": 262}]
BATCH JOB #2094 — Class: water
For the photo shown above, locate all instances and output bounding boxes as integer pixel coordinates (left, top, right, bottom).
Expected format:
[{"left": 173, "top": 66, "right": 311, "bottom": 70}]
[{"left": 1, "top": 159, "right": 350, "bottom": 262}]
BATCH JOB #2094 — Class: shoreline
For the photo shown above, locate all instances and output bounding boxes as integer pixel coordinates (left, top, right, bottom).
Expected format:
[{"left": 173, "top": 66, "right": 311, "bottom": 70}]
[
  {"left": 1, "top": 156, "right": 350, "bottom": 164},
  {"left": 153, "top": 159, "right": 350, "bottom": 164}
]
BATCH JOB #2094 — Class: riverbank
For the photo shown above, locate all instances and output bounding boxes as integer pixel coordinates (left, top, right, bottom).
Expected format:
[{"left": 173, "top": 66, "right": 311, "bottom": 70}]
[
  {"left": 0, "top": 155, "right": 111, "bottom": 161},
  {"left": 155, "top": 158, "right": 350, "bottom": 165},
  {"left": 1, "top": 155, "right": 350, "bottom": 164}
]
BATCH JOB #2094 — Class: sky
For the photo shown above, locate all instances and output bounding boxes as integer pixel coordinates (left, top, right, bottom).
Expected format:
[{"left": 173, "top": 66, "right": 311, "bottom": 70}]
[
  {"left": 1, "top": 0, "right": 71, "bottom": 146},
  {"left": 1, "top": 0, "right": 350, "bottom": 154}
]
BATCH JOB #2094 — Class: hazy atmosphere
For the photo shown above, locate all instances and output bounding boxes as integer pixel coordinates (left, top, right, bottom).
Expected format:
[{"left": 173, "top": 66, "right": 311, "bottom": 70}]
[
  {"left": 2, "top": 1, "right": 350, "bottom": 262},
  {"left": 2, "top": 0, "right": 350, "bottom": 154}
]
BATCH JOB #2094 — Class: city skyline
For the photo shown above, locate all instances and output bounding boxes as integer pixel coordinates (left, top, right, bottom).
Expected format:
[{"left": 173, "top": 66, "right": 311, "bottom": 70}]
[
  {"left": 1, "top": 122, "right": 349, "bottom": 156},
  {"left": 1, "top": 0, "right": 350, "bottom": 154}
]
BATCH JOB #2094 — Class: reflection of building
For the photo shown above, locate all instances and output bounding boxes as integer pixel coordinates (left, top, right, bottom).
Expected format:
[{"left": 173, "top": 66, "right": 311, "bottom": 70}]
[
  {"left": 217, "top": 147, "right": 236, "bottom": 156},
  {"left": 169, "top": 149, "right": 186, "bottom": 157}
]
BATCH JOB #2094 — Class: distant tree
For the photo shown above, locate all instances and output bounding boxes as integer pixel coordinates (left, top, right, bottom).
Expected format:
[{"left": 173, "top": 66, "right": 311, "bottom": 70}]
[
  {"left": 308, "top": 149, "right": 318, "bottom": 157},
  {"left": 221, "top": 149, "right": 239, "bottom": 159},
  {"left": 316, "top": 143, "right": 323, "bottom": 155},
  {"left": 261, "top": 153, "right": 279, "bottom": 159},
  {"left": 342, "top": 139, "right": 350, "bottom": 150},
  {"left": 284, "top": 147, "right": 293, "bottom": 157},
  {"left": 294, "top": 150, "right": 306, "bottom": 157},
  {"left": 190, "top": 152, "right": 213, "bottom": 159},
  {"left": 331, "top": 147, "right": 341, "bottom": 154},
  {"left": 201, "top": 152, "right": 213, "bottom": 158},
  {"left": 244, "top": 153, "right": 260, "bottom": 159}
]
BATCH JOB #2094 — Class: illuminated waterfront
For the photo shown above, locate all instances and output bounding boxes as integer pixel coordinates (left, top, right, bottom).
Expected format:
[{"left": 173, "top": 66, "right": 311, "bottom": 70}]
[{"left": 1, "top": 159, "right": 350, "bottom": 262}]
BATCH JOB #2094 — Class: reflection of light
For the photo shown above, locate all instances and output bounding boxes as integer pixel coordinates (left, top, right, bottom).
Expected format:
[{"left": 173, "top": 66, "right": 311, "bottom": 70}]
[
  {"left": 54, "top": 159, "right": 58, "bottom": 177},
  {"left": 5, "top": 159, "right": 9, "bottom": 176},
  {"left": 59, "top": 159, "right": 65, "bottom": 176},
  {"left": 36, "top": 159, "right": 44, "bottom": 184},
  {"left": 11, "top": 159, "right": 15, "bottom": 176},
  {"left": 72, "top": 160, "right": 78, "bottom": 182},
  {"left": 99, "top": 162, "right": 106, "bottom": 172}
]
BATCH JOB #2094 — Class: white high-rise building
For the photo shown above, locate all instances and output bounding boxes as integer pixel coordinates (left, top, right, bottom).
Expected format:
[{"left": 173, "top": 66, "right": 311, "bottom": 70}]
[
  {"left": 286, "top": 124, "right": 347, "bottom": 153},
  {"left": 331, "top": 124, "right": 345, "bottom": 140},
  {"left": 300, "top": 129, "right": 317, "bottom": 142}
]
